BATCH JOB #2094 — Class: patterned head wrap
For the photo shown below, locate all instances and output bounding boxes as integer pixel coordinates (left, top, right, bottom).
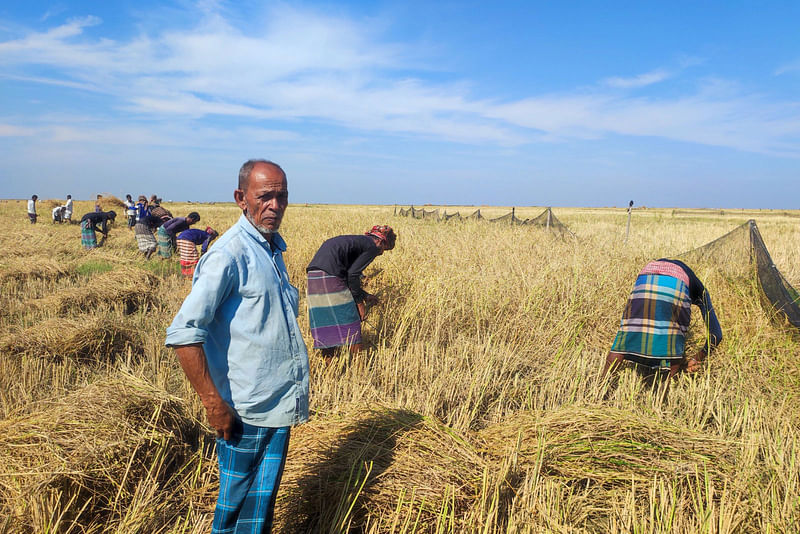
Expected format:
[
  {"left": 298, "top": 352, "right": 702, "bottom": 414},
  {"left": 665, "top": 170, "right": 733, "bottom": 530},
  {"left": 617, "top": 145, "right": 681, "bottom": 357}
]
[{"left": 365, "top": 225, "right": 396, "bottom": 250}]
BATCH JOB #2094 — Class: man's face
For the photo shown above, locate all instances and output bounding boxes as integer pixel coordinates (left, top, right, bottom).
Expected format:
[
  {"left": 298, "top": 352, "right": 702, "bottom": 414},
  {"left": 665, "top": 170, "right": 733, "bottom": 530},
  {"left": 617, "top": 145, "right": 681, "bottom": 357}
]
[{"left": 234, "top": 162, "right": 288, "bottom": 235}]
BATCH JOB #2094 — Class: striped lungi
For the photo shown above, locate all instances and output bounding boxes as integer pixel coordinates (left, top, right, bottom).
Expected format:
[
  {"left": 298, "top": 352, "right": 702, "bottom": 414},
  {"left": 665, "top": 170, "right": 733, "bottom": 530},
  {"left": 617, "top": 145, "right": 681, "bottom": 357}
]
[
  {"left": 177, "top": 239, "right": 199, "bottom": 278},
  {"left": 610, "top": 260, "right": 692, "bottom": 368},
  {"left": 156, "top": 226, "right": 174, "bottom": 258},
  {"left": 81, "top": 220, "right": 97, "bottom": 249},
  {"left": 134, "top": 223, "right": 157, "bottom": 253},
  {"left": 212, "top": 424, "right": 290, "bottom": 534},
  {"left": 306, "top": 269, "right": 361, "bottom": 348}
]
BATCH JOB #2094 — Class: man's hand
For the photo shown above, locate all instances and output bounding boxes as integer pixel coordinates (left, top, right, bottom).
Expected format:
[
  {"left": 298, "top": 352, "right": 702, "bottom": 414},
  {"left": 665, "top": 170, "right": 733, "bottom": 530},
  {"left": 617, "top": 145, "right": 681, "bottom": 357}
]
[
  {"left": 205, "top": 397, "right": 236, "bottom": 440},
  {"left": 357, "top": 301, "right": 367, "bottom": 321}
]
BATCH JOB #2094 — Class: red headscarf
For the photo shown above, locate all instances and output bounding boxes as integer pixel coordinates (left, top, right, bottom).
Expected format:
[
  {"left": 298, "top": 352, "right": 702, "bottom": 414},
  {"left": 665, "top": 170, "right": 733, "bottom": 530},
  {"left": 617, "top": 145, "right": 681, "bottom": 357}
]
[{"left": 365, "top": 225, "right": 396, "bottom": 249}]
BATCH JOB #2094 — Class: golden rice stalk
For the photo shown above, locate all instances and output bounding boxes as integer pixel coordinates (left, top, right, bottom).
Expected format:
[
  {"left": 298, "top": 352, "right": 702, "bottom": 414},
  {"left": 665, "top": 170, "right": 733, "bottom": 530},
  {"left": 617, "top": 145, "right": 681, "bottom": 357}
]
[
  {"left": 276, "top": 405, "right": 486, "bottom": 532},
  {"left": 0, "top": 374, "right": 200, "bottom": 531},
  {"left": 99, "top": 193, "right": 128, "bottom": 210},
  {"left": 479, "top": 405, "right": 736, "bottom": 489},
  {"left": 29, "top": 267, "right": 160, "bottom": 315},
  {"left": 0, "top": 316, "right": 141, "bottom": 362},
  {"left": 0, "top": 257, "right": 72, "bottom": 284}
]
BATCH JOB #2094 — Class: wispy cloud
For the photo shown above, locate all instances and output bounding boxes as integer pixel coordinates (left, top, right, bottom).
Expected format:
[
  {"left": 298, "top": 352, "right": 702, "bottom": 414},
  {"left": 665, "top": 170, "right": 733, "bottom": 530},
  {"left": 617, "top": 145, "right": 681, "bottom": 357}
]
[
  {"left": 0, "top": 4, "right": 799, "bottom": 157},
  {"left": 602, "top": 69, "right": 671, "bottom": 89}
]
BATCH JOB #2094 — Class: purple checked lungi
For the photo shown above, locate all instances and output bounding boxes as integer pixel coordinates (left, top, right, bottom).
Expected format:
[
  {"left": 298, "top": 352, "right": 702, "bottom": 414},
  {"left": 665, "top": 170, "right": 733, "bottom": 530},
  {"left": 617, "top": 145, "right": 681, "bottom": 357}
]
[
  {"left": 306, "top": 269, "right": 362, "bottom": 349},
  {"left": 212, "top": 423, "right": 290, "bottom": 534}
]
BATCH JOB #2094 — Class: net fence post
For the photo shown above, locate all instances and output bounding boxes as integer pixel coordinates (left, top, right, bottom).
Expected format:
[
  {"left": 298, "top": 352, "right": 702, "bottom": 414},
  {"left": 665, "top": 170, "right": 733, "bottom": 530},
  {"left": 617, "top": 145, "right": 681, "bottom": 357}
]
[
  {"left": 546, "top": 208, "right": 551, "bottom": 230},
  {"left": 625, "top": 200, "right": 634, "bottom": 243},
  {"left": 512, "top": 207, "right": 515, "bottom": 226}
]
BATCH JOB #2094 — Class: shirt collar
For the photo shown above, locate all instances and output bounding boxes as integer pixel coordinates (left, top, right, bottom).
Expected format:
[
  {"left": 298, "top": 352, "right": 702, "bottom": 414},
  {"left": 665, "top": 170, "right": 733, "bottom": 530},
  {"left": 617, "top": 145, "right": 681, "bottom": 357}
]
[{"left": 236, "top": 213, "right": 286, "bottom": 252}]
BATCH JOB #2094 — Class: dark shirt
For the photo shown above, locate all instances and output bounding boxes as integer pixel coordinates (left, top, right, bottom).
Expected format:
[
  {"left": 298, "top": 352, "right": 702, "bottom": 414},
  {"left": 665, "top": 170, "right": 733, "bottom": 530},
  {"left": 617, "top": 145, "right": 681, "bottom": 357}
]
[
  {"left": 177, "top": 228, "right": 213, "bottom": 254},
  {"left": 660, "top": 258, "right": 723, "bottom": 348},
  {"left": 307, "top": 235, "right": 380, "bottom": 302},
  {"left": 163, "top": 217, "right": 191, "bottom": 236},
  {"left": 80, "top": 211, "right": 114, "bottom": 234},
  {"left": 150, "top": 205, "right": 173, "bottom": 222}
]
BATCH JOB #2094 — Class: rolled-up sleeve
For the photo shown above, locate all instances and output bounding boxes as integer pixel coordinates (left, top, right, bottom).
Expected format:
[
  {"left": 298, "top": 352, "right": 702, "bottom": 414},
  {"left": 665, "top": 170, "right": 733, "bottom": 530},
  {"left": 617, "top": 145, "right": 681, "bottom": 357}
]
[{"left": 165, "top": 250, "right": 237, "bottom": 347}]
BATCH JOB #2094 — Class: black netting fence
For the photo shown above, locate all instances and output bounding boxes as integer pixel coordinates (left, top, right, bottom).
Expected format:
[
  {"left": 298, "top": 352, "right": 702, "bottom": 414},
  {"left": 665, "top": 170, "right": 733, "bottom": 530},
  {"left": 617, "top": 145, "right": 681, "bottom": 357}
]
[
  {"left": 395, "top": 206, "right": 576, "bottom": 238},
  {"left": 682, "top": 219, "right": 800, "bottom": 329}
]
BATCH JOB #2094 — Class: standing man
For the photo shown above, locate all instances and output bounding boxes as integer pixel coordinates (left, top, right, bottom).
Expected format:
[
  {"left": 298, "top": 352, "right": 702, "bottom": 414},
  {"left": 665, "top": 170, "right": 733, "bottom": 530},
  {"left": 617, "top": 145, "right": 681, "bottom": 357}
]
[
  {"left": 27, "top": 195, "right": 38, "bottom": 224},
  {"left": 124, "top": 194, "right": 137, "bottom": 231},
  {"left": 165, "top": 160, "right": 309, "bottom": 533},
  {"left": 64, "top": 195, "right": 73, "bottom": 223}
]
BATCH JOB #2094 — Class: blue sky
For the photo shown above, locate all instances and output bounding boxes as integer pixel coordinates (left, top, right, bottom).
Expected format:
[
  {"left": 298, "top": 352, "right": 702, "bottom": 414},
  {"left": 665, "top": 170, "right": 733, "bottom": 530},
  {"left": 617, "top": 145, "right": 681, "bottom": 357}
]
[{"left": 1, "top": 1, "right": 799, "bottom": 207}]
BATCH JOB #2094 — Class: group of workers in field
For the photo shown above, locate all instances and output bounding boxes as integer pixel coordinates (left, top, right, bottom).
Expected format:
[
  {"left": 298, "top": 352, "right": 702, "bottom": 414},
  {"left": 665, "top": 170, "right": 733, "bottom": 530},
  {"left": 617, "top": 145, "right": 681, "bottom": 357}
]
[{"left": 29, "top": 161, "right": 721, "bottom": 533}]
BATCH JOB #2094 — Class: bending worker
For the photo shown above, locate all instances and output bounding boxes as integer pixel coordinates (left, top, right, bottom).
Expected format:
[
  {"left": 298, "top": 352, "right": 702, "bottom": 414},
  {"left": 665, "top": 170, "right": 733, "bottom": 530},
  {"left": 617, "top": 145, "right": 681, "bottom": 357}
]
[
  {"left": 602, "top": 258, "right": 722, "bottom": 379},
  {"left": 306, "top": 225, "right": 396, "bottom": 360},
  {"left": 176, "top": 226, "right": 218, "bottom": 278},
  {"left": 80, "top": 210, "right": 116, "bottom": 249}
]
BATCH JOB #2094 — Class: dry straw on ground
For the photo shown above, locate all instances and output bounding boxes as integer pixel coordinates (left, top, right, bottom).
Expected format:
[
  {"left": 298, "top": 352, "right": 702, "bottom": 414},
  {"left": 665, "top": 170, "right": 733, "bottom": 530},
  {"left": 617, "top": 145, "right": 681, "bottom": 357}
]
[
  {"left": 275, "top": 406, "right": 486, "bottom": 532},
  {"left": 28, "top": 267, "right": 160, "bottom": 315},
  {"left": 0, "top": 375, "right": 201, "bottom": 533},
  {"left": 0, "top": 316, "right": 141, "bottom": 362}
]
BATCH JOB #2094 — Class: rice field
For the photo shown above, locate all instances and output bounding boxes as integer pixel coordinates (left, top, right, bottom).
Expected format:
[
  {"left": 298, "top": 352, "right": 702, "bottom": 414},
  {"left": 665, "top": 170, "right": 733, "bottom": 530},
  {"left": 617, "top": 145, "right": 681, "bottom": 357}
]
[{"left": 1, "top": 198, "right": 799, "bottom": 533}]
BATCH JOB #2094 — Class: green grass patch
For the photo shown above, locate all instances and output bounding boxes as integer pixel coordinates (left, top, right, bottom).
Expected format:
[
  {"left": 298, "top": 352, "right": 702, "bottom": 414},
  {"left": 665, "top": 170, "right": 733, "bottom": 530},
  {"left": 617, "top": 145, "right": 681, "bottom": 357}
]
[
  {"left": 141, "top": 259, "right": 181, "bottom": 278},
  {"left": 75, "top": 260, "right": 114, "bottom": 276}
]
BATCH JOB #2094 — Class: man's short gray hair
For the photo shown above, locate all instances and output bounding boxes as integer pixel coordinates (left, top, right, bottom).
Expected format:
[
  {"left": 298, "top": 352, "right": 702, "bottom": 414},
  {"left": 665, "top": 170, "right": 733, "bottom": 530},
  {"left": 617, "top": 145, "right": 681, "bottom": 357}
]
[{"left": 238, "top": 159, "right": 286, "bottom": 191}]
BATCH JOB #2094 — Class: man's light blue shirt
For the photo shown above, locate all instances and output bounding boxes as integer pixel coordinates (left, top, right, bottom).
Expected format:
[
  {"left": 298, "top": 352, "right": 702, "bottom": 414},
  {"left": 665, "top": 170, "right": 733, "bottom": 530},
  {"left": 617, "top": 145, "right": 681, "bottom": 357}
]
[{"left": 165, "top": 214, "right": 309, "bottom": 427}]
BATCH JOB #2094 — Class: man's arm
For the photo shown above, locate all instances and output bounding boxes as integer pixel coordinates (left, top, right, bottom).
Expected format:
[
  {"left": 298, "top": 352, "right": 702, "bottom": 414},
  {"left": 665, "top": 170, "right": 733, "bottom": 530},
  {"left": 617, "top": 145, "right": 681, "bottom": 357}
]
[{"left": 174, "top": 343, "right": 236, "bottom": 440}]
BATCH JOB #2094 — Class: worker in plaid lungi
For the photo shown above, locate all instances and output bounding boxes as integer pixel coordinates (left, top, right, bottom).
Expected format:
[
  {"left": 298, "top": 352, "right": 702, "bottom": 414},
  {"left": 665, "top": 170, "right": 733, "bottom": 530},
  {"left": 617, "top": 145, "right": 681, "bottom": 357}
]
[
  {"left": 166, "top": 160, "right": 309, "bottom": 533},
  {"left": 602, "top": 259, "right": 722, "bottom": 379}
]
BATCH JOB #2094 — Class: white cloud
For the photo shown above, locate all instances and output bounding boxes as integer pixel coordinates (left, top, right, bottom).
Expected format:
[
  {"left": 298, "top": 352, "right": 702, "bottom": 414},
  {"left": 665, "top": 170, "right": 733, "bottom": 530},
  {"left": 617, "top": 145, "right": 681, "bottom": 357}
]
[
  {"left": 603, "top": 69, "right": 671, "bottom": 89},
  {"left": 0, "top": 4, "right": 799, "bottom": 157}
]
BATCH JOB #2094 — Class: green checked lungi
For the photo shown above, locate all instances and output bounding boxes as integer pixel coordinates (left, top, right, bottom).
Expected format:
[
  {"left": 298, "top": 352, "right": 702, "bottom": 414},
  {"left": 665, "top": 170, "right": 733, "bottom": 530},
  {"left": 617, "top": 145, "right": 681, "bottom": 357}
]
[
  {"left": 81, "top": 220, "right": 98, "bottom": 249},
  {"left": 212, "top": 423, "right": 290, "bottom": 534},
  {"left": 610, "top": 260, "right": 692, "bottom": 369},
  {"left": 156, "top": 226, "right": 174, "bottom": 258}
]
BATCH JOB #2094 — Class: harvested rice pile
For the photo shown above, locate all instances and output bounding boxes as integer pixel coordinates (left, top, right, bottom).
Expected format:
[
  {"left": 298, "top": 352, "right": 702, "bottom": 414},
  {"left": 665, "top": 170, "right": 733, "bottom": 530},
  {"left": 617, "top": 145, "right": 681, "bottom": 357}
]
[
  {"left": 275, "top": 406, "right": 487, "bottom": 532},
  {"left": 99, "top": 194, "right": 128, "bottom": 210},
  {"left": 481, "top": 406, "right": 736, "bottom": 486},
  {"left": 0, "top": 376, "right": 201, "bottom": 532},
  {"left": 29, "top": 267, "right": 160, "bottom": 315},
  {"left": 0, "top": 257, "right": 72, "bottom": 284},
  {"left": 0, "top": 316, "right": 140, "bottom": 362}
]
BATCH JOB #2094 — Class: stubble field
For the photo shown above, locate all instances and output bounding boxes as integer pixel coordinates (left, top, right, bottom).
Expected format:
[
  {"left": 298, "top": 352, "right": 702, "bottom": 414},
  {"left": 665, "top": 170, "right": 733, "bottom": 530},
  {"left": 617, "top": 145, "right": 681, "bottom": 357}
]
[{"left": 0, "top": 199, "right": 798, "bottom": 533}]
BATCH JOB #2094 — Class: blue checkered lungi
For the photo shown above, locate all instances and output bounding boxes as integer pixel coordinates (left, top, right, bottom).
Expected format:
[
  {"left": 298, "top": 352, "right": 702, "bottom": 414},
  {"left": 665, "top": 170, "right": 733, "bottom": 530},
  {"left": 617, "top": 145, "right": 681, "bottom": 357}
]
[{"left": 213, "top": 423, "right": 290, "bottom": 534}]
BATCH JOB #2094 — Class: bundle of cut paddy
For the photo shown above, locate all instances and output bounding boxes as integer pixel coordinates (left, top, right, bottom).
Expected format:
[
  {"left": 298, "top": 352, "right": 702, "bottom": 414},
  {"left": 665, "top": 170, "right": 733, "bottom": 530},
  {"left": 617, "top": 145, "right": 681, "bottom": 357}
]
[
  {"left": 30, "top": 267, "right": 160, "bottom": 315},
  {"left": 479, "top": 405, "right": 736, "bottom": 489},
  {"left": 0, "top": 316, "right": 140, "bottom": 362},
  {"left": 0, "top": 375, "right": 201, "bottom": 531},
  {"left": 0, "top": 257, "right": 72, "bottom": 284},
  {"left": 275, "top": 406, "right": 487, "bottom": 532},
  {"left": 100, "top": 193, "right": 128, "bottom": 210}
]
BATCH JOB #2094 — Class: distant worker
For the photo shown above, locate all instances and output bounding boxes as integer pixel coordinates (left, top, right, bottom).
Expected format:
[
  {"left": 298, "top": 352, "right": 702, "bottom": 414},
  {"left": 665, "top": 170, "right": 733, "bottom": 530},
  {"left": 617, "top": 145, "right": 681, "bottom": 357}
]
[
  {"left": 158, "top": 212, "right": 200, "bottom": 259},
  {"left": 52, "top": 205, "right": 66, "bottom": 224},
  {"left": 80, "top": 210, "right": 116, "bottom": 249},
  {"left": 306, "top": 225, "right": 397, "bottom": 360},
  {"left": 124, "top": 194, "right": 137, "bottom": 231},
  {"left": 134, "top": 214, "right": 163, "bottom": 260},
  {"left": 166, "top": 159, "right": 309, "bottom": 532},
  {"left": 602, "top": 259, "right": 722, "bottom": 379},
  {"left": 149, "top": 198, "right": 173, "bottom": 223},
  {"left": 94, "top": 194, "right": 103, "bottom": 213},
  {"left": 64, "top": 195, "right": 73, "bottom": 223},
  {"left": 176, "top": 226, "right": 219, "bottom": 278},
  {"left": 27, "top": 195, "right": 38, "bottom": 224},
  {"left": 135, "top": 195, "right": 150, "bottom": 222}
]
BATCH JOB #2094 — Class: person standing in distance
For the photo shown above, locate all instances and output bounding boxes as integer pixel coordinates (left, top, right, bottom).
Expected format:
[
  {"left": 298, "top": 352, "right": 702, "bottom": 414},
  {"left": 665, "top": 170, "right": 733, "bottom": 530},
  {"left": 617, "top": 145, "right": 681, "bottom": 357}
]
[{"left": 165, "top": 160, "right": 309, "bottom": 533}]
